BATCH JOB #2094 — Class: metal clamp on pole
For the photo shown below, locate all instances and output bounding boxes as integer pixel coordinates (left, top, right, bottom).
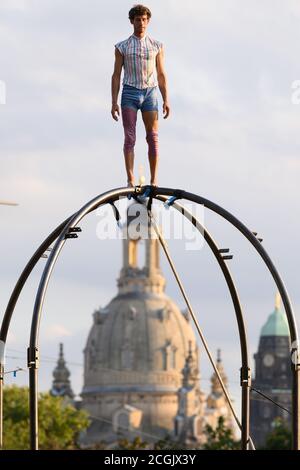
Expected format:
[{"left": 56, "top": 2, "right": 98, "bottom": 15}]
[
  {"left": 146, "top": 186, "right": 157, "bottom": 212},
  {"left": 27, "top": 347, "right": 39, "bottom": 369},
  {"left": 240, "top": 366, "right": 251, "bottom": 387},
  {"left": 219, "top": 248, "right": 233, "bottom": 260},
  {"left": 252, "top": 231, "right": 263, "bottom": 243},
  {"left": 128, "top": 184, "right": 142, "bottom": 201},
  {"left": 163, "top": 195, "right": 177, "bottom": 209},
  {"left": 64, "top": 226, "right": 82, "bottom": 239},
  {"left": 291, "top": 346, "right": 300, "bottom": 376},
  {"left": 163, "top": 190, "right": 184, "bottom": 210},
  {"left": 133, "top": 185, "right": 157, "bottom": 212},
  {"left": 134, "top": 185, "right": 152, "bottom": 202},
  {"left": 127, "top": 184, "right": 143, "bottom": 200}
]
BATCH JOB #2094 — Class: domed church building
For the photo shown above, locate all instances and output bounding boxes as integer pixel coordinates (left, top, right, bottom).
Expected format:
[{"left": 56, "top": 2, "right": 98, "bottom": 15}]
[{"left": 78, "top": 199, "right": 232, "bottom": 446}]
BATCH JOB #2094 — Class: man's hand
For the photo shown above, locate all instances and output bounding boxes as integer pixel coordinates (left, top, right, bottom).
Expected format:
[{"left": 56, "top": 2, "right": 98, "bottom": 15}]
[
  {"left": 111, "top": 103, "right": 120, "bottom": 121},
  {"left": 163, "top": 101, "right": 170, "bottom": 119}
]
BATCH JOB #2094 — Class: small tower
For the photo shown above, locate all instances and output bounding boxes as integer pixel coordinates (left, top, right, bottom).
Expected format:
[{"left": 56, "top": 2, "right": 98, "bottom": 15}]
[
  {"left": 81, "top": 180, "right": 202, "bottom": 446},
  {"left": 117, "top": 194, "right": 166, "bottom": 296},
  {"left": 250, "top": 293, "right": 292, "bottom": 447},
  {"left": 204, "top": 350, "right": 234, "bottom": 432},
  {"left": 174, "top": 342, "right": 205, "bottom": 444},
  {"left": 51, "top": 343, "right": 74, "bottom": 399},
  {"left": 209, "top": 349, "right": 228, "bottom": 396}
]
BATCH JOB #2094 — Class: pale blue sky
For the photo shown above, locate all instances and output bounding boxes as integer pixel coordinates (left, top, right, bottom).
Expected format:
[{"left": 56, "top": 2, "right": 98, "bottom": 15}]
[{"left": 0, "top": 0, "right": 300, "bottom": 424}]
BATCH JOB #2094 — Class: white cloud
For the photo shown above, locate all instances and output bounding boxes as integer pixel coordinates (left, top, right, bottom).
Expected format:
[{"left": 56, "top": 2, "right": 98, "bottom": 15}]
[
  {"left": 0, "top": 0, "right": 29, "bottom": 11},
  {"left": 43, "top": 324, "right": 73, "bottom": 340},
  {"left": 0, "top": 0, "right": 299, "bottom": 401}
]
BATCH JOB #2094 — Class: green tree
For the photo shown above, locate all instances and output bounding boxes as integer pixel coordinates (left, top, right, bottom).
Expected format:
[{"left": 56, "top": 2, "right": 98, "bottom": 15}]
[
  {"left": 154, "top": 435, "right": 189, "bottom": 450},
  {"left": 3, "top": 385, "right": 89, "bottom": 450},
  {"left": 203, "top": 416, "right": 240, "bottom": 450},
  {"left": 263, "top": 418, "right": 292, "bottom": 450},
  {"left": 117, "top": 436, "right": 149, "bottom": 450}
]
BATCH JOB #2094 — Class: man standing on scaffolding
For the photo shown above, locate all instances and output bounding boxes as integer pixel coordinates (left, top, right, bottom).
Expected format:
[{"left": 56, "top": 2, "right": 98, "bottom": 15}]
[{"left": 111, "top": 4, "right": 170, "bottom": 188}]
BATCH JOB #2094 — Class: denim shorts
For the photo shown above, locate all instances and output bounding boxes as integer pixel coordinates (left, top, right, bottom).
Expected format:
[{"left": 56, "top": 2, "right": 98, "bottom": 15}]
[{"left": 121, "top": 84, "right": 159, "bottom": 112}]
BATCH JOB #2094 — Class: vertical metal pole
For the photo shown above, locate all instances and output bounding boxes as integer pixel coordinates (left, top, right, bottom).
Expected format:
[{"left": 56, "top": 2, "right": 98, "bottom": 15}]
[
  {"left": 28, "top": 347, "right": 39, "bottom": 450},
  {"left": 27, "top": 188, "right": 129, "bottom": 449},
  {"left": 0, "top": 362, "right": 3, "bottom": 449},
  {"left": 156, "top": 195, "right": 252, "bottom": 449},
  {"left": 292, "top": 358, "right": 300, "bottom": 450},
  {"left": 241, "top": 366, "right": 251, "bottom": 450},
  {"left": 1, "top": 186, "right": 295, "bottom": 449},
  {"left": 0, "top": 219, "right": 73, "bottom": 450}
]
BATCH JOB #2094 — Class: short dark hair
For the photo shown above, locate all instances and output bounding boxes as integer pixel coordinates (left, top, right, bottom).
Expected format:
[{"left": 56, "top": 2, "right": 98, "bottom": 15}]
[{"left": 128, "top": 4, "right": 152, "bottom": 22}]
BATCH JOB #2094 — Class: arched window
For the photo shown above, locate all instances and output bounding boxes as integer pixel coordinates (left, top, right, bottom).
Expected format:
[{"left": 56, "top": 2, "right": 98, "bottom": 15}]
[
  {"left": 163, "top": 342, "right": 172, "bottom": 370},
  {"left": 171, "top": 348, "right": 177, "bottom": 369}
]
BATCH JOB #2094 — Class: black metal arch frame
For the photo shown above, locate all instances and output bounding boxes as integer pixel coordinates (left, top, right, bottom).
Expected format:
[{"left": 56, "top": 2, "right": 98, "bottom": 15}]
[
  {"left": 0, "top": 185, "right": 298, "bottom": 450},
  {"left": 1, "top": 190, "right": 251, "bottom": 448}
]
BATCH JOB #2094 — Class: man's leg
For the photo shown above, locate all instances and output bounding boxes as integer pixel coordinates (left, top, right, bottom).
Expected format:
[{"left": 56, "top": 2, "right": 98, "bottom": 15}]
[
  {"left": 121, "top": 107, "right": 138, "bottom": 186},
  {"left": 142, "top": 110, "right": 159, "bottom": 186}
]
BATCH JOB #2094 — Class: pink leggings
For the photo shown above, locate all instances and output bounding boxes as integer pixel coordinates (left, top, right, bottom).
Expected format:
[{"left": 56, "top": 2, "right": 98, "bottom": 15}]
[{"left": 122, "top": 107, "right": 159, "bottom": 157}]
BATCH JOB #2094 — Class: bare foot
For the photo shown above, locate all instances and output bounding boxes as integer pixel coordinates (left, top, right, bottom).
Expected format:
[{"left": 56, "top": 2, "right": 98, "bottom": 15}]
[{"left": 127, "top": 181, "right": 135, "bottom": 188}]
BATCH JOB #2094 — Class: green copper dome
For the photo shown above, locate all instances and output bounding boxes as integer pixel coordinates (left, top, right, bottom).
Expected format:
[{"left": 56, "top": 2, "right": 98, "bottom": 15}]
[{"left": 260, "top": 306, "right": 289, "bottom": 337}]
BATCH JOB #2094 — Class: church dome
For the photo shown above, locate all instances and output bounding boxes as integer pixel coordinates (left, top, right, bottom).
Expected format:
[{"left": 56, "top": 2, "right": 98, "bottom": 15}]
[
  {"left": 82, "top": 200, "right": 199, "bottom": 395},
  {"left": 81, "top": 199, "right": 201, "bottom": 442},
  {"left": 260, "top": 293, "right": 289, "bottom": 337},
  {"left": 82, "top": 293, "right": 197, "bottom": 394}
]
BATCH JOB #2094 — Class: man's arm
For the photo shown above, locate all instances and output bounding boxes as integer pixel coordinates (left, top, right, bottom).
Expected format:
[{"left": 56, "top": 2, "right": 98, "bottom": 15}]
[
  {"left": 156, "top": 46, "right": 170, "bottom": 119},
  {"left": 111, "top": 48, "right": 123, "bottom": 121}
]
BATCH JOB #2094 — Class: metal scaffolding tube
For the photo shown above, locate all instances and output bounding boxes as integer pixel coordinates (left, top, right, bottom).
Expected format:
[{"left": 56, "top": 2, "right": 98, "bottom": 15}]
[
  {"left": 0, "top": 185, "right": 297, "bottom": 449},
  {"left": 0, "top": 217, "right": 72, "bottom": 449},
  {"left": 155, "top": 195, "right": 252, "bottom": 449},
  {"left": 0, "top": 192, "right": 251, "bottom": 449},
  {"left": 146, "top": 200, "right": 252, "bottom": 448}
]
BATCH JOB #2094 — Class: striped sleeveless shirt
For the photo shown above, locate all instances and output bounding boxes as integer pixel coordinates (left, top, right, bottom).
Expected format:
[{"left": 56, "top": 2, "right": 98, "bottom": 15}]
[{"left": 115, "top": 34, "right": 163, "bottom": 90}]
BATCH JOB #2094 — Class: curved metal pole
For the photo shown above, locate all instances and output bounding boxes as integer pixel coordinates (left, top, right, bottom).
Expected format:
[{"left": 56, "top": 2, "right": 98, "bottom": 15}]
[
  {"left": 1, "top": 218, "right": 73, "bottom": 343},
  {"left": 1, "top": 187, "right": 129, "bottom": 347},
  {"left": 29, "top": 186, "right": 298, "bottom": 449},
  {"left": 156, "top": 195, "right": 251, "bottom": 449},
  {"left": 28, "top": 187, "right": 131, "bottom": 449},
  {"left": 0, "top": 194, "right": 129, "bottom": 448},
  {"left": 154, "top": 187, "right": 299, "bottom": 449},
  {"left": 2, "top": 185, "right": 297, "bottom": 449},
  {"left": 0, "top": 187, "right": 251, "bottom": 449},
  {"left": 0, "top": 190, "right": 131, "bottom": 448},
  {"left": 0, "top": 216, "right": 72, "bottom": 449}
]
